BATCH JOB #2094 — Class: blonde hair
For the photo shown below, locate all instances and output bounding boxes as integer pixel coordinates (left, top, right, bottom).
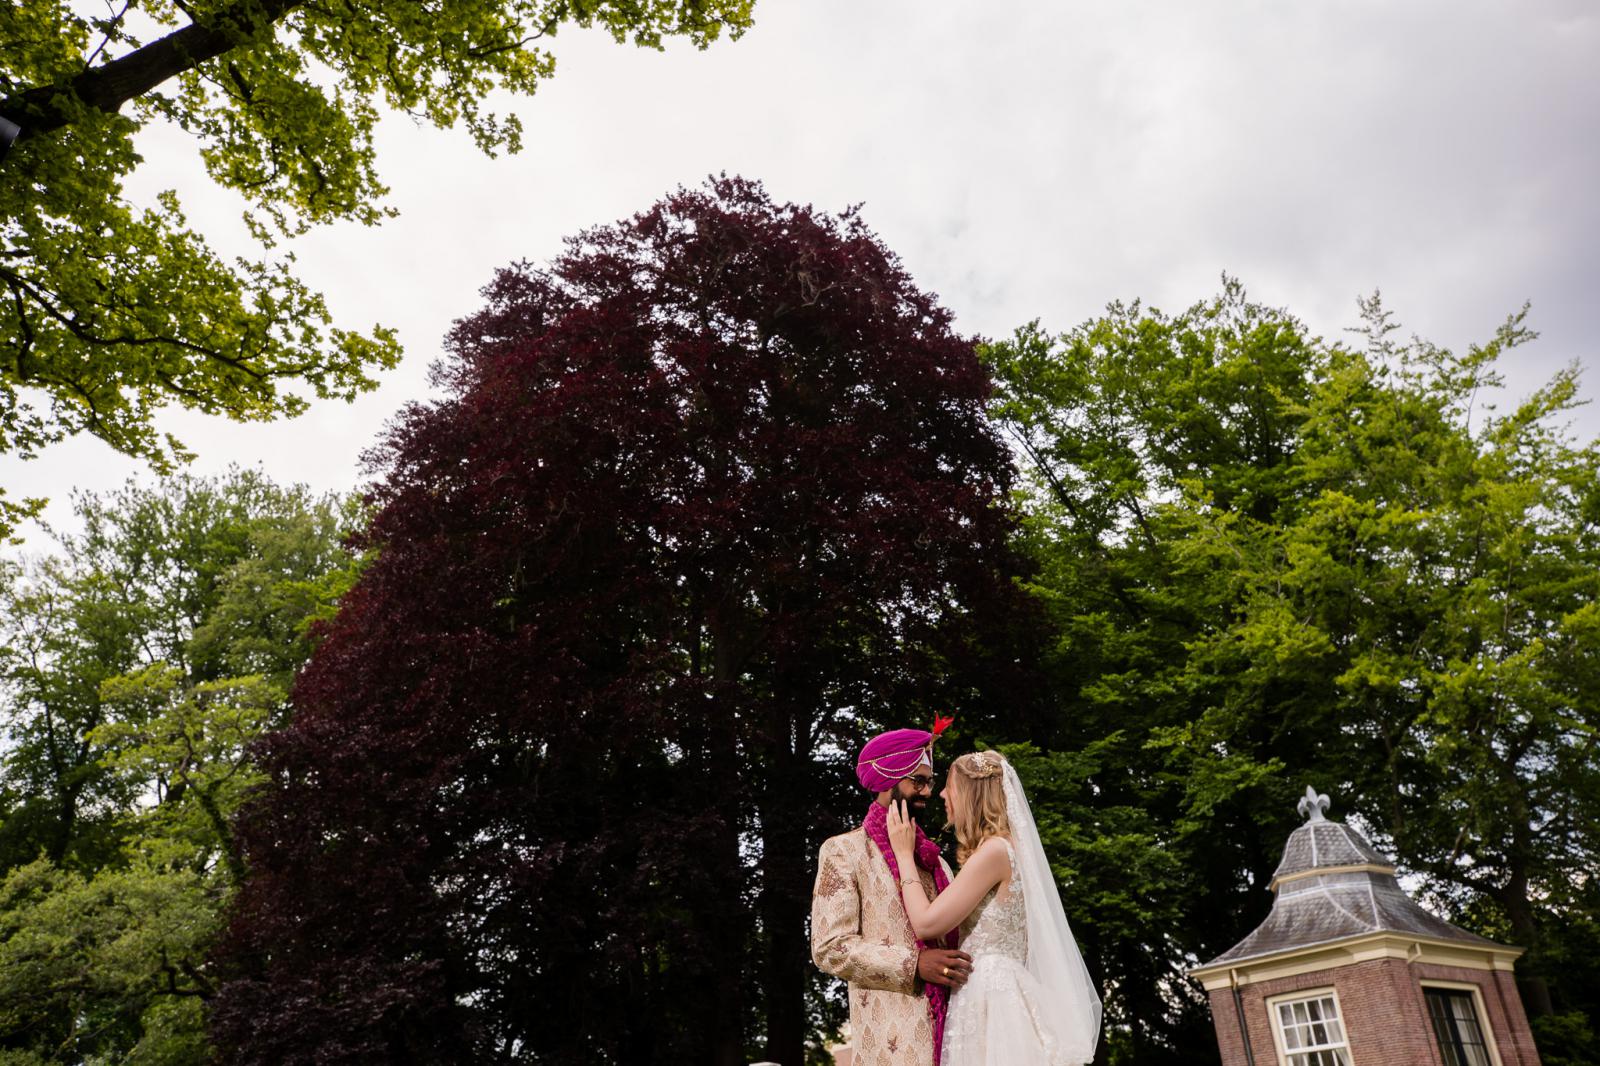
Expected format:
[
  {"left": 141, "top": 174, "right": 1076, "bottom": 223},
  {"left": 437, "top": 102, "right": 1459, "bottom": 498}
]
[{"left": 946, "top": 750, "right": 1011, "bottom": 865}]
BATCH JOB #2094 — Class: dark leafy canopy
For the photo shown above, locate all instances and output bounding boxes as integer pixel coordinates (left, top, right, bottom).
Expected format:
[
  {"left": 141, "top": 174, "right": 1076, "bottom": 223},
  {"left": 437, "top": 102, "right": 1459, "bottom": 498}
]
[
  {"left": 985, "top": 281, "right": 1600, "bottom": 1066},
  {"left": 212, "top": 177, "right": 1032, "bottom": 1065},
  {"left": 0, "top": 0, "right": 754, "bottom": 535},
  {"left": 0, "top": 470, "right": 361, "bottom": 1065}
]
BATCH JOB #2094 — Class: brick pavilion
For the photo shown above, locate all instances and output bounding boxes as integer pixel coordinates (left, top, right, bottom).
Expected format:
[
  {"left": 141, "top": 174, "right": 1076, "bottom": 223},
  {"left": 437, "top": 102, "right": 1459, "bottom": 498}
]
[{"left": 1190, "top": 787, "right": 1542, "bottom": 1066}]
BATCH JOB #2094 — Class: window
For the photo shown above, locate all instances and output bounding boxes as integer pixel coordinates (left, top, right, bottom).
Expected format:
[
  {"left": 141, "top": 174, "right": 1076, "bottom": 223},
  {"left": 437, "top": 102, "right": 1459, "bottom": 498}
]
[
  {"left": 1271, "top": 992, "right": 1352, "bottom": 1066},
  {"left": 1425, "top": 987, "right": 1493, "bottom": 1066}
]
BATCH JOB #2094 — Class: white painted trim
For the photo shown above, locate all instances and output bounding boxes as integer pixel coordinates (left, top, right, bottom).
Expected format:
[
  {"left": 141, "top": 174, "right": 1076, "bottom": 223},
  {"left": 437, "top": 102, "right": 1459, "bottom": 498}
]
[
  {"left": 1265, "top": 986, "right": 1354, "bottom": 1066},
  {"left": 1420, "top": 979, "right": 1504, "bottom": 1066},
  {"left": 1191, "top": 932, "right": 1524, "bottom": 991},
  {"left": 1270, "top": 863, "right": 1398, "bottom": 892}
]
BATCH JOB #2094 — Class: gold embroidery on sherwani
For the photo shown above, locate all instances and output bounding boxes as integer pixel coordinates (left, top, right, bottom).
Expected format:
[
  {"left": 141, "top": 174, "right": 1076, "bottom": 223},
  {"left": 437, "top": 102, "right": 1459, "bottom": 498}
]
[
  {"left": 816, "top": 855, "right": 851, "bottom": 900},
  {"left": 810, "top": 828, "right": 953, "bottom": 1066}
]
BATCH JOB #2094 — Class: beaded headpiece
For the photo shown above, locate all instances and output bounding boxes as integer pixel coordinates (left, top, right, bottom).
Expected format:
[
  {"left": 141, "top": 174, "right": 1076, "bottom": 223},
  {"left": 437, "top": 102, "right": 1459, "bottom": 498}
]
[{"left": 956, "top": 749, "right": 1006, "bottom": 779}]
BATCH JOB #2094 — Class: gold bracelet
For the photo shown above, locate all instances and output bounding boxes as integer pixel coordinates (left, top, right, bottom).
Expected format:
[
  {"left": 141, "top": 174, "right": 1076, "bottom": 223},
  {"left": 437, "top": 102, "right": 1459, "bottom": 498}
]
[{"left": 899, "top": 877, "right": 921, "bottom": 887}]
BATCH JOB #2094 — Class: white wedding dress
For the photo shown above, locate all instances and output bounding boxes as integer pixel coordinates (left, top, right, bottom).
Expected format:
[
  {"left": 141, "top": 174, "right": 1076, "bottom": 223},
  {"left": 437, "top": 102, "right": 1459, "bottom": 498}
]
[{"left": 941, "top": 764, "right": 1101, "bottom": 1066}]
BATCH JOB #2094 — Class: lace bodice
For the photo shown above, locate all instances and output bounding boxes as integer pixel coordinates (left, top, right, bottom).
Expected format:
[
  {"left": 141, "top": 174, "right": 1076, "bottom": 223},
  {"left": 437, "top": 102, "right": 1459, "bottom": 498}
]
[
  {"left": 960, "top": 838, "right": 1026, "bottom": 964},
  {"left": 943, "top": 839, "right": 1076, "bottom": 1064}
]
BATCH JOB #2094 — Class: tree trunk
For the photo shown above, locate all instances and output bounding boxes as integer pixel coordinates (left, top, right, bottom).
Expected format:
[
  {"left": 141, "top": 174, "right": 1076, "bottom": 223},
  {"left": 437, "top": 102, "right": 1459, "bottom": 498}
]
[
  {"left": 1501, "top": 865, "right": 1555, "bottom": 1017},
  {"left": 705, "top": 610, "right": 750, "bottom": 1066},
  {"left": 759, "top": 706, "right": 807, "bottom": 1066},
  {"left": 47, "top": 783, "right": 79, "bottom": 864}
]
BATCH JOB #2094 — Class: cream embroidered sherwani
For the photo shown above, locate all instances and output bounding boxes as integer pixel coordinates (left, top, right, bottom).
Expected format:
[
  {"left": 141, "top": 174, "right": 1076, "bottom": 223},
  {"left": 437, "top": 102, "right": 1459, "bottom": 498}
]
[{"left": 811, "top": 827, "right": 954, "bottom": 1066}]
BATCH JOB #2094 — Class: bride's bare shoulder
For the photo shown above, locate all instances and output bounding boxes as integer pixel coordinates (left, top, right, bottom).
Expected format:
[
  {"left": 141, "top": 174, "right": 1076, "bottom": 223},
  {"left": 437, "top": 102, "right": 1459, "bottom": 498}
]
[{"left": 971, "top": 835, "right": 1014, "bottom": 865}]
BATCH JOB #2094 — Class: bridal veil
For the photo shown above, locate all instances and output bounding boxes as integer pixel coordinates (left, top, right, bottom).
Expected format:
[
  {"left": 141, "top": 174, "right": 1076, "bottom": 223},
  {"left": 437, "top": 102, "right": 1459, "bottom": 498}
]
[{"left": 1001, "top": 761, "right": 1103, "bottom": 1062}]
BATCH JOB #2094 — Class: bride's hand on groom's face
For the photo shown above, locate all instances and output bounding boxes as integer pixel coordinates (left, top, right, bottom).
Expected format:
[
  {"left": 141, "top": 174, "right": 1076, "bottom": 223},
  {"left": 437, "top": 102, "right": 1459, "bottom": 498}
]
[{"left": 886, "top": 798, "right": 917, "bottom": 856}]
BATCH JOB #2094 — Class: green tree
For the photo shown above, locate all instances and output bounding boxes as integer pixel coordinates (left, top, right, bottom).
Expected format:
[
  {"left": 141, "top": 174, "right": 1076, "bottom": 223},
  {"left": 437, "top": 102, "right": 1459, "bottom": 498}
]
[
  {"left": 1181, "top": 299, "right": 1600, "bottom": 1063},
  {"left": 984, "top": 282, "right": 1600, "bottom": 1065},
  {"left": 982, "top": 281, "right": 1324, "bottom": 1063},
  {"left": 0, "top": 469, "right": 360, "bottom": 1063},
  {"left": 0, "top": 0, "right": 753, "bottom": 535}
]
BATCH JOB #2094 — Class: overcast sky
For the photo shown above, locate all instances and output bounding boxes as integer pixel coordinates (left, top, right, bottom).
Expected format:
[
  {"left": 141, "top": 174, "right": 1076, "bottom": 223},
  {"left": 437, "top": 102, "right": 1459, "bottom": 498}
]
[{"left": 5, "top": 0, "right": 1597, "bottom": 547}]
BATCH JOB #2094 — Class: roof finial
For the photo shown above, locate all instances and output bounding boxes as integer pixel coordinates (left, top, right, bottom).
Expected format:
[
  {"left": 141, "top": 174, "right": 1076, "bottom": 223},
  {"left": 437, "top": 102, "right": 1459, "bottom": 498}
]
[{"left": 1297, "top": 786, "right": 1331, "bottom": 823}]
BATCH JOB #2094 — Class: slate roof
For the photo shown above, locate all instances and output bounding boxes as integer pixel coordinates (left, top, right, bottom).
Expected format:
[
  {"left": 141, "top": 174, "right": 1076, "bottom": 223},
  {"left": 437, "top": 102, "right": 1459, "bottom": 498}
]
[
  {"left": 1271, "top": 819, "right": 1392, "bottom": 884},
  {"left": 1198, "top": 788, "right": 1503, "bottom": 971}
]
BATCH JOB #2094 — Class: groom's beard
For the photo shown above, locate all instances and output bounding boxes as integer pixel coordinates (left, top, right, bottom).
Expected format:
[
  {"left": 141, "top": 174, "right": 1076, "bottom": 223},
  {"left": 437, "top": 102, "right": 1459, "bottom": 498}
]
[{"left": 892, "top": 788, "right": 929, "bottom": 818}]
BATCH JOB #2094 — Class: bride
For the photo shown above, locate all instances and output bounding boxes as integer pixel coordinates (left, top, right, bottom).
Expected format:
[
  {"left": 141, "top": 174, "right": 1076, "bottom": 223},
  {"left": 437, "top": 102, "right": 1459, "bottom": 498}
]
[{"left": 886, "top": 749, "right": 1101, "bottom": 1066}]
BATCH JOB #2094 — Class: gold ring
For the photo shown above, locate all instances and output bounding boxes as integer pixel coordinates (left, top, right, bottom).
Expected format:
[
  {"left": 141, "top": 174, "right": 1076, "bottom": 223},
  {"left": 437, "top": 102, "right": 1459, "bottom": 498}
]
[{"left": 943, "top": 966, "right": 950, "bottom": 978}]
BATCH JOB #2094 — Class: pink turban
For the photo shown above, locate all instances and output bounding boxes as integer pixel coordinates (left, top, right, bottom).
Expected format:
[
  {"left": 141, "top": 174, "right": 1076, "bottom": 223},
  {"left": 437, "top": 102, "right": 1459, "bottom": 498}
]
[{"left": 856, "top": 720, "right": 953, "bottom": 792}]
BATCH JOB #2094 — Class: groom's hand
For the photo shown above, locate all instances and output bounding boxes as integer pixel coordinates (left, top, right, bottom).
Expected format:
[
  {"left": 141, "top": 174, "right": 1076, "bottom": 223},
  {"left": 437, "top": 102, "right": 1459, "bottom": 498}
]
[{"left": 917, "top": 948, "right": 973, "bottom": 989}]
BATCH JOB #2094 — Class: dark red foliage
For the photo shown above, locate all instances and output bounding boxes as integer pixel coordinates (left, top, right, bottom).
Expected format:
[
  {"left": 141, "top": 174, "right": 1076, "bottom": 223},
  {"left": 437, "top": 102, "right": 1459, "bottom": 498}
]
[{"left": 209, "top": 177, "right": 1033, "bottom": 1064}]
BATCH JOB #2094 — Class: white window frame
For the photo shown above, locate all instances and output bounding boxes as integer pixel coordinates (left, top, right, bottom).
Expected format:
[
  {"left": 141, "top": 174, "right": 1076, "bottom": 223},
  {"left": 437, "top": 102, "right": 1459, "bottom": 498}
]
[
  {"left": 1420, "top": 979, "right": 1505, "bottom": 1066},
  {"left": 1266, "top": 986, "right": 1355, "bottom": 1066}
]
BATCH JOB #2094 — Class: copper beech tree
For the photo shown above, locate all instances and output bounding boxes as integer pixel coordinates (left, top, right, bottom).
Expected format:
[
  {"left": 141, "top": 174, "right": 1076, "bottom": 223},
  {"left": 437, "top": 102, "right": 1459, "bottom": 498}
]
[{"left": 209, "top": 178, "right": 1036, "bottom": 1064}]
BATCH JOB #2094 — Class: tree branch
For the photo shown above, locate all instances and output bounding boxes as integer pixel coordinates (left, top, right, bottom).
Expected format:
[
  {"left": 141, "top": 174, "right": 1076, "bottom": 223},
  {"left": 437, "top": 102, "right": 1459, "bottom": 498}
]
[
  {"left": 0, "top": 0, "right": 300, "bottom": 138},
  {"left": 83, "top": 0, "right": 138, "bottom": 72},
  {"left": 0, "top": 264, "right": 270, "bottom": 381}
]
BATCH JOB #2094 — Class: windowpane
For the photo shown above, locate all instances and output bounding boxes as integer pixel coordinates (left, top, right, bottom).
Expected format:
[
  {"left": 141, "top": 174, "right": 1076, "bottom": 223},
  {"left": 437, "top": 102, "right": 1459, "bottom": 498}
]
[
  {"left": 1287, "top": 1050, "right": 1352, "bottom": 1066},
  {"left": 1425, "top": 988, "right": 1493, "bottom": 1066},
  {"left": 1276, "top": 993, "right": 1351, "bottom": 1066}
]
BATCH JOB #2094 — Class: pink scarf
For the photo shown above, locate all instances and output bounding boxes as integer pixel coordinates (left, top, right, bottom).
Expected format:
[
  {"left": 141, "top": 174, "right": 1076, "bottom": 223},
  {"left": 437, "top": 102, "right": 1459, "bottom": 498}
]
[{"left": 862, "top": 801, "right": 959, "bottom": 1063}]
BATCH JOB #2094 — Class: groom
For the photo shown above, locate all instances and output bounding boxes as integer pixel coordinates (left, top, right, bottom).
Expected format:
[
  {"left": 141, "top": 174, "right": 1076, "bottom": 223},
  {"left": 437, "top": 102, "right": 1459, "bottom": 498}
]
[{"left": 811, "top": 723, "right": 973, "bottom": 1065}]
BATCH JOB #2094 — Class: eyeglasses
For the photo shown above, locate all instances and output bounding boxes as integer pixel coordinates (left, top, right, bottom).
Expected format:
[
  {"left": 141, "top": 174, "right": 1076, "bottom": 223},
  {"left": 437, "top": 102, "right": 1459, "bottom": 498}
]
[{"left": 903, "top": 775, "right": 935, "bottom": 791}]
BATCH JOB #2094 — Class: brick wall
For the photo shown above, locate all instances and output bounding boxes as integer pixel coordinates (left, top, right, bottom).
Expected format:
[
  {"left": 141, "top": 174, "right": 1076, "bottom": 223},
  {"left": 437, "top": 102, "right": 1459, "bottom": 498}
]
[{"left": 1206, "top": 959, "right": 1541, "bottom": 1066}]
